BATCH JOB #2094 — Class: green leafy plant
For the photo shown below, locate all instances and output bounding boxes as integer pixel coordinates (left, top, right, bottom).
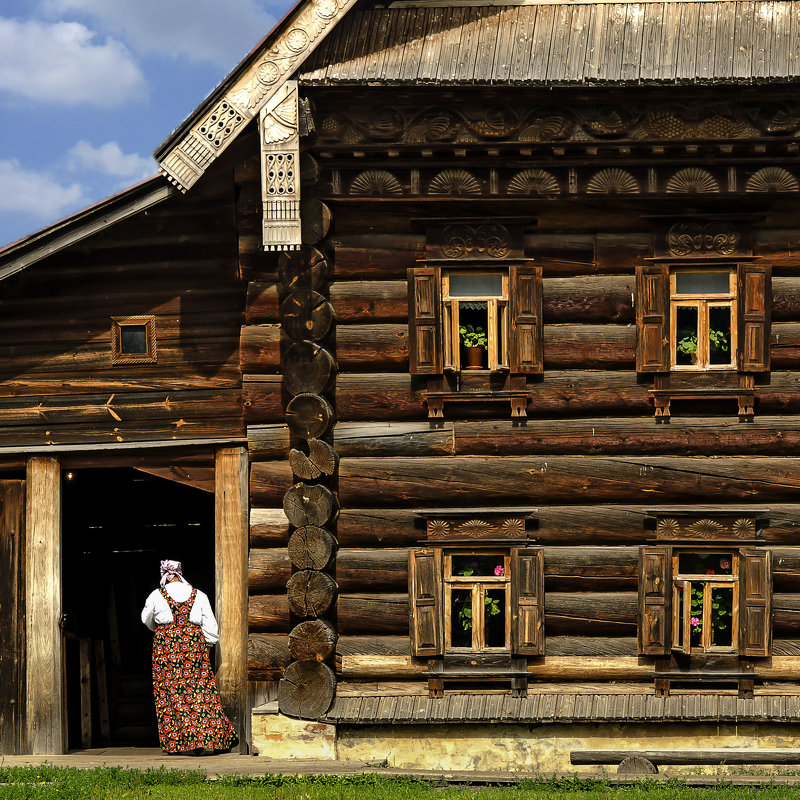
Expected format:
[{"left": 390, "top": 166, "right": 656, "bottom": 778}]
[
  {"left": 677, "top": 330, "right": 729, "bottom": 356},
  {"left": 459, "top": 324, "right": 488, "bottom": 348}
]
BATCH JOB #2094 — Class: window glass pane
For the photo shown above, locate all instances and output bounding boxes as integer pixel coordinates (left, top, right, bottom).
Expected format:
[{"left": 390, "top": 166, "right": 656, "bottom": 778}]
[
  {"left": 677, "top": 552, "right": 734, "bottom": 575},
  {"left": 675, "top": 585, "right": 684, "bottom": 648},
  {"left": 708, "top": 306, "right": 732, "bottom": 365},
  {"left": 120, "top": 325, "right": 148, "bottom": 354},
  {"left": 484, "top": 588, "right": 506, "bottom": 648},
  {"left": 674, "top": 272, "right": 730, "bottom": 295},
  {"left": 450, "top": 589, "right": 473, "bottom": 648},
  {"left": 689, "top": 581, "right": 703, "bottom": 648},
  {"left": 710, "top": 586, "right": 734, "bottom": 647},
  {"left": 451, "top": 555, "right": 506, "bottom": 578},
  {"left": 448, "top": 274, "right": 504, "bottom": 297},
  {"left": 675, "top": 306, "right": 699, "bottom": 366}
]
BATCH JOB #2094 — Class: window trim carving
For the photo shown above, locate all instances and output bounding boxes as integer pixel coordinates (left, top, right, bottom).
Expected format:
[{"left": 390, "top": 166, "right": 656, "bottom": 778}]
[{"left": 111, "top": 315, "right": 157, "bottom": 365}]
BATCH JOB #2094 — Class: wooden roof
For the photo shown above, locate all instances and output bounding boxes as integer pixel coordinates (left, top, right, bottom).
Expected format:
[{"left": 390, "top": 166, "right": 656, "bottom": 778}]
[
  {"left": 323, "top": 693, "right": 800, "bottom": 724},
  {"left": 300, "top": 3, "right": 800, "bottom": 86}
]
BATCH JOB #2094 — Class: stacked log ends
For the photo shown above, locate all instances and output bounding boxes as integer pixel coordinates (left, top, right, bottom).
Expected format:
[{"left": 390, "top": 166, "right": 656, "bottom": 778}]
[{"left": 276, "top": 192, "right": 339, "bottom": 720}]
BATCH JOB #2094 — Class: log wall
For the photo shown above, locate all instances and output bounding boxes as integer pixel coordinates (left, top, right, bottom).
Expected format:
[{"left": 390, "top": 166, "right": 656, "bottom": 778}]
[{"left": 242, "top": 116, "right": 800, "bottom": 699}]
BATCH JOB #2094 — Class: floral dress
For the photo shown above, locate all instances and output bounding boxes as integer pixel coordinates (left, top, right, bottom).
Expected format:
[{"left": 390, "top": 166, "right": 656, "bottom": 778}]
[{"left": 152, "top": 587, "right": 237, "bottom": 753}]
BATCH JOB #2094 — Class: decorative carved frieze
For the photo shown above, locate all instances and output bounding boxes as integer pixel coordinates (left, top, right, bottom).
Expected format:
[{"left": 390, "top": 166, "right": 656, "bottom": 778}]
[
  {"left": 667, "top": 222, "right": 741, "bottom": 257},
  {"left": 314, "top": 98, "right": 800, "bottom": 147},
  {"left": 655, "top": 516, "right": 758, "bottom": 540},
  {"left": 426, "top": 516, "right": 529, "bottom": 540},
  {"left": 425, "top": 221, "right": 523, "bottom": 261},
  {"left": 159, "top": 0, "right": 359, "bottom": 190},
  {"left": 261, "top": 82, "right": 301, "bottom": 251}
]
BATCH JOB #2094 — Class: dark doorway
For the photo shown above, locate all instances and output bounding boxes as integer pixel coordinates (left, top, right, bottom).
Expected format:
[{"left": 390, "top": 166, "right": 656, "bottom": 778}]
[{"left": 62, "top": 467, "right": 214, "bottom": 749}]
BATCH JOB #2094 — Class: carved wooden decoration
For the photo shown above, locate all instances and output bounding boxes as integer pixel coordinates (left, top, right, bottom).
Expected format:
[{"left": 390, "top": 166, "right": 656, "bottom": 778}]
[
  {"left": 425, "top": 222, "right": 524, "bottom": 261},
  {"left": 260, "top": 81, "right": 301, "bottom": 251},
  {"left": 158, "top": 0, "right": 359, "bottom": 190},
  {"left": 655, "top": 516, "right": 759, "bottom": 541},
  {"left": 667, "top": 222, "right": 741, "bottom": 257},
  {"left": 425, "top": 516, "right": 531, "bottom": 541}
]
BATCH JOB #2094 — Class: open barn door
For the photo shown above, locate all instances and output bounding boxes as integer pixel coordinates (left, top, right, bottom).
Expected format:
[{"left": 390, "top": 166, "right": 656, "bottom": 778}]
[{"left": 0, "top": 481, "right": 26, "bottom": 754}]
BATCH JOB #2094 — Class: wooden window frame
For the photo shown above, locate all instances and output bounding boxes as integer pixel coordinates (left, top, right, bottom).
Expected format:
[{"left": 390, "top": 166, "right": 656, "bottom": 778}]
[
  {"left": 671, "top": 550, "right": 739, "bottom": 655},
  {"left": 442, "top": 271, "right": 510, "bottom": 373},
  {"left": 670, "top": 267, "right": 737, "bottom": 371},
  {"left": 111, "top": 316, "right": 157, "bottom": 365},
  {"left": 443, "top": 550, "right": 511, "bottom": 653}
]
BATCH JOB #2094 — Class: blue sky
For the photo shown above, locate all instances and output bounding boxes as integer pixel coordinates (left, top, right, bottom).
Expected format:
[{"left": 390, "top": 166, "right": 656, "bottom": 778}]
[{"left": 0, "top": 0, "right": 293, "bottom": 247}]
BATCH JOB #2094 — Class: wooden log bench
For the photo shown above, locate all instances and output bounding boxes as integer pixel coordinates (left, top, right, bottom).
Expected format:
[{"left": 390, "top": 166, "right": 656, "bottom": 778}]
[{"left": 571, "top": 750, "right": 800, "bottom": 775}]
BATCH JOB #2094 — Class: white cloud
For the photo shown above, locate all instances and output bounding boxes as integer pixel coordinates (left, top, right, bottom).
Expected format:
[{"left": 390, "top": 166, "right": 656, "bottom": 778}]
[
  {"left": 68, "top": 140, "right": 155, "bottom": 180},
  {"left": 0, "top": 160, "right": 84, "bottom": 218},
  {"left": 0, "top": 17, "right": 145, "bottom": 106},
  {"left": 42, "top": 0, "right": 275, "bottom": 67}
]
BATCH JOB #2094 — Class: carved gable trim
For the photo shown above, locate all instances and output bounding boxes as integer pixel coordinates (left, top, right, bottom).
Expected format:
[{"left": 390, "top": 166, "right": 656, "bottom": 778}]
[{"left": 156, "top": 0, "right": 359, "bottom": 191}]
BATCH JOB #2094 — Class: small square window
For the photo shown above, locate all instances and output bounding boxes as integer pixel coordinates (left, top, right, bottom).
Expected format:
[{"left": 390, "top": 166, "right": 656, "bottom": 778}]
[{"left": 111, "top": 316, "right": 157, "bottom": 364}]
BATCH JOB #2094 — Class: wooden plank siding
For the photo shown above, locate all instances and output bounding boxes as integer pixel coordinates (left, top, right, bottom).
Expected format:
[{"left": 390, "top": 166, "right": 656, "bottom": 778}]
[{"left": 300, "top": 2, "right": 800, "bottom": 85}]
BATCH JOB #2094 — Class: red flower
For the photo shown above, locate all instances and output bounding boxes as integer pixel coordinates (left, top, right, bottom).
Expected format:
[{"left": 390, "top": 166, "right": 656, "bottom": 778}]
[{"left": 706, "top": 569, "right": 715, "bottom": 575}]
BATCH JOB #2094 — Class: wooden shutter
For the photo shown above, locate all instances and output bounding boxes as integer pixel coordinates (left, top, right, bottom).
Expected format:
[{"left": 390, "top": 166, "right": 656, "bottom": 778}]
[
  {"left": 635, "top": 264, "right": 670, "bottom": 372},
  {"left": 738, "top": 263, "right": 771, "bottom": 372},
  {"left": 408, "top": 548, "right": 443, "bottom": 657},
  {"left": 408, "top": 267, "right": 442, "bottom": 375},
  {"left": 638, "top": 545, "right": 672, "bottom": 655},
  {"left": 739, "top": 548, "right": 772, "bottom": 657},
  {"left": 509, "top": 263, "right": 543, "bottom": 374},
  {"left": 510, "top": 546, "right": 544, "bottom": 656}
]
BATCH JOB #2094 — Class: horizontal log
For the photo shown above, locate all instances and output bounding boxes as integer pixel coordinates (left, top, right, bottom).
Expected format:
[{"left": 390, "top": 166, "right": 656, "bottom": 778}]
[
  {"left": 330, "top": 281, "right": 408, "bottom": 323},
  {"left": 337, "top": 456, "right": 800, "bottom": 506},
  {"left": 572, "top": 750, "right": 800, "bottom": 766},
  {"left": 246, "top": 283, "right": 280, "bottom": 324},
  {"left": 248, "top": 595, "right": 290, "bottom": 632},
  {"left": 544, "top": 325, "right": 635, "bottom": 369},
  {"left": 543, "top": 276, "right": 634, "bottom": 323},
  {"left": 337, "top": 508, "right": 422, "bottom": 547},
  {"left": 336, "top": 594, "right": 409, "bottom": 636},
  {"left": 333, "top": 422, "right": 454, "bottom": 457},
  {"left": 248, "top": 633, "right": 290, "bottom": 679},
  {"left": 251, "top": 463, "right": 304, "bottom": 506},
  {"left": 250, "top": 508, "right": 289, "bottom": 547},
  {"left": 249, "top": 548, "right": 291, "bottom": 593},
  {"left": 332, "top": 235, "right": 425, "bottom": 279}
]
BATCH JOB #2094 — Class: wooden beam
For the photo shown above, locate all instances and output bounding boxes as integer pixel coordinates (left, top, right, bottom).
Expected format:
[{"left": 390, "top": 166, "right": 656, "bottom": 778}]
[
  {"left": 25, "top": 456, "right": 63, "bottom": 754},
  {"left": 214, "top": 447, "right": 248, "bottom": 753},
  {"left": 135, "top": 466, "right": 215, "bottom": 493}
]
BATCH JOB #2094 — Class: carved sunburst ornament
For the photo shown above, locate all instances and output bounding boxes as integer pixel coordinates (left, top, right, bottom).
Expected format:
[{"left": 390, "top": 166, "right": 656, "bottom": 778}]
[
  {"left": 456, "top": 519, "right": 495, "bottom": 536},
  {"left": 665, "top": 168, "right": 719, "bottom": 194},
  {"left": 256, "top": 61, "right": 281, "bottom": 86},
  {"left": 586, "top": 168, "right": 639, "bottom": 195},
  {"left": 657, "top": 518, "right": 681, "bottom": 538},
  {"left": 746, "top": 167, "right": 799, "bottom": 193},
  {"left": 732, "top": 518, "right": 756, "bottom": 537},
  {"left": 686, "top": 519, "right": 724, "bottom": 538},
  {"left": 285, "top": 29, "right": 310, "bottom": 52},
  {"left": 501, "top": 519, "right": 526, "bottom": 536},
  {"left": 349, "top": 169, "right": 403, "bottom": 196},
  {"left": 507, "top": 169, "right": 560, "bottom": 196},
  {"left": 428, "top": 519, "right": 450, "bottom": 538},
  {"left": 315, "top": 0, "right": 339, "bottom": 18},
  {"left": 428, "top": 169, "right": 482, "bottom": 196}
]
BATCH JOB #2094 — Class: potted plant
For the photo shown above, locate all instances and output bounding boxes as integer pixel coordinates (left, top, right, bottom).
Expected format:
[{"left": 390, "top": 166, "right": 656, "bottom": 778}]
[
  {"left": 677, "top": 329, "right": 729, "bottom": 365},
  {"left": 459, "top": 324, "right": 488, "bottom": 369}
]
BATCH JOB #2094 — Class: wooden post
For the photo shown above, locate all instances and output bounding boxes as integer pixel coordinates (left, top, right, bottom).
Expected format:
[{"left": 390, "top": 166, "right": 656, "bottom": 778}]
[
  {"left": 25, "top": 456, "right": 64, "bottom": 754},
  {"left": 214, "top": 447, "right": 248, "bottom": 753}
]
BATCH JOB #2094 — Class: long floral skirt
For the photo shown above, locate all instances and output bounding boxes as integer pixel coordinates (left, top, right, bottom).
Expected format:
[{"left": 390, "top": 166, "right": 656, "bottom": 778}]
[{"left": 152, "top": 621, "right": 237, "bottom": 753}]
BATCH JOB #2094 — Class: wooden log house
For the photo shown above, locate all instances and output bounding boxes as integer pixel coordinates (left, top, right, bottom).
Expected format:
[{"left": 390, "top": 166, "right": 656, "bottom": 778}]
[{"left": 4, "top": 0, "right": 800, "bottom": 770}]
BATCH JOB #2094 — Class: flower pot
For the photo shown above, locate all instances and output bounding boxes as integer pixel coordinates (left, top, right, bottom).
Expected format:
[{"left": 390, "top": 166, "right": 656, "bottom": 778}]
[{"left": 464, "top": 345, "right": 486, "bottom": 370}]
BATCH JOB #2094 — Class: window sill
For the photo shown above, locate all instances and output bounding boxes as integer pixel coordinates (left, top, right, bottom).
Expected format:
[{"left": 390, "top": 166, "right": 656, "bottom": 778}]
[{"left": 423, "top": 389, "right": 529, "bottom": 419}]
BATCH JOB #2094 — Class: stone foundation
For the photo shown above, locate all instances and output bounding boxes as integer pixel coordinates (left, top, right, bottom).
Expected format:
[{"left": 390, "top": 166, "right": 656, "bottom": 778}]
[{"left": 251, "top": 705, "right": 337, "bottom": 760}]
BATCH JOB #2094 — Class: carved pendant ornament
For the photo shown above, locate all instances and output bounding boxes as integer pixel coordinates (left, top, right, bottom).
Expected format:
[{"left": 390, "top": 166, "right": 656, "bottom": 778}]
[
  {"left": 667, "top": 222, "right": 741, "bottom": 257},
  {"left": 159, "top": 0, "right": 358, "bottom": 190},
  {"left": 261, "top": 81, "right": 301, "bottom": 250}
]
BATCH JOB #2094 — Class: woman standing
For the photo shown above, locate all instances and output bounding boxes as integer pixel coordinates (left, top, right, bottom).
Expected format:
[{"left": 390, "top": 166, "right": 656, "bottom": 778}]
[{"left": 141, "top": 559, "right": 237, "bottom": 754}]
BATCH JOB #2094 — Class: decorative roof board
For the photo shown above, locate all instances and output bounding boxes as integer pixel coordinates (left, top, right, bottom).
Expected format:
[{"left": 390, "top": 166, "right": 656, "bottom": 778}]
[
  {"left": 300, "top": 3, "right": 800, "bottom": 86},
  {"left": 155, "top": 0, "right": 360, "bottom": 191},
  {"left": 323, "top": 692, "right": 800, "bottom": 724}
]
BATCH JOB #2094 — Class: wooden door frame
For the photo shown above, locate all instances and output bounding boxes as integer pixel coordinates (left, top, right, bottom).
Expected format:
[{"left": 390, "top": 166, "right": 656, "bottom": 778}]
[{"left": 21, "top": 445, "right": 249, "bottom": 754}]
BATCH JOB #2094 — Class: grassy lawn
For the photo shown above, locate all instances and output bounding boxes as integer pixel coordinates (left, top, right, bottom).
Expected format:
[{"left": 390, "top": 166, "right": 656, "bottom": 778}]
[{"left": 2, "top": 768, "right": 800, "bottom": 799}]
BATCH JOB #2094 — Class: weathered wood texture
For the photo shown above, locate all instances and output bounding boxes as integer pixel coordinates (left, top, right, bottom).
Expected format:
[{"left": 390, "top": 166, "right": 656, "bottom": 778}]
[
  {"left": 327, "top": 456, "right": 800, "bottom": 507},
  {"left": 0, "top": 157, "right": 245, "bottom": 447},
  {"left": 25, "top": 457, "right": 63, "bottom": 754},
  {"left": 214, "top": 447, "right": 249, "bottom": 753},
  {"left": 244, "top": 371, "right": 800, "bottom": 424},
  {"left": 0, "top": 481, "right": 26, "bottom": 754}
]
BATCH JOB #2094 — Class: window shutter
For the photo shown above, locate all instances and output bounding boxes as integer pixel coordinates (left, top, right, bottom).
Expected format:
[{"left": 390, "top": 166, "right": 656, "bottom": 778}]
[
  {"left": 408, "top": 548, "right": 443, "bottom": 657},
  {"left": 509, "top": 264, "right": 543, "bottom": 374},
  {"left": 510, "top": 546, "right": 544, "bottom": 656},
  {"left": 638, "top": 545, "right": 672, "bottom": 655},
  {"left": 738, "top": 263, "right": 771, "bottom": 372},
  {"left": 739, "top": 548, "right": 772, "bottom": 657},
  {"left": 408, "top": 267, "right": 442, "bottom": 375},
  {"left": 635, "top": 264, "right": 670, "bottom": 372}
]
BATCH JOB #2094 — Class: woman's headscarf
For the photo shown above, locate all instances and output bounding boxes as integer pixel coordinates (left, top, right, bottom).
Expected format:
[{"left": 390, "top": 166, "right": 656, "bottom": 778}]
[{"left": 160, "top": 559, "right": 189, "bottom": 587}]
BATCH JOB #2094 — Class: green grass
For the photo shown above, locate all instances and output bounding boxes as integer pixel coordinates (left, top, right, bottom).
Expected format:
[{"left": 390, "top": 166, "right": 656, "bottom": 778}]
[{"left": 1, "top": 768, "right": 799, "bottom": 800}]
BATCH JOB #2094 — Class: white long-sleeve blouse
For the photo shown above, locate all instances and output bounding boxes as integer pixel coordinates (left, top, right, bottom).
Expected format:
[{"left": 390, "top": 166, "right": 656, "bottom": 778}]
[{"left": 140, "top": 582, "right": 219, "bottom": 645}]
